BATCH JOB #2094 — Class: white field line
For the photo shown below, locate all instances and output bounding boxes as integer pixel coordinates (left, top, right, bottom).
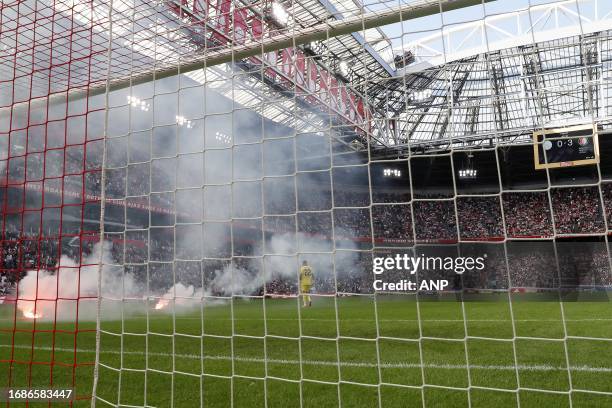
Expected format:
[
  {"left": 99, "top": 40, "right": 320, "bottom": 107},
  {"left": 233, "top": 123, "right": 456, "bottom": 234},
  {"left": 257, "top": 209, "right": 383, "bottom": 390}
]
[
  {"left": 1, "top": 344, "right": 611, "bottom": 373},
  {"left": 170, "top": 317, "right": 612, "bottom": 323},
  {"left": 3, "top": 317, "right": 609, "bottom": 323}
]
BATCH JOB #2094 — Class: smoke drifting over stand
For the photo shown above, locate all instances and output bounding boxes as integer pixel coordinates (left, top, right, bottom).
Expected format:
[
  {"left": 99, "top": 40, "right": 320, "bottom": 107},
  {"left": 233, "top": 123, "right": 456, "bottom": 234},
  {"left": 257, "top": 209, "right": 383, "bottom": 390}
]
[{"left": 5, "top": 69, "right": 370, "bottom": 319}]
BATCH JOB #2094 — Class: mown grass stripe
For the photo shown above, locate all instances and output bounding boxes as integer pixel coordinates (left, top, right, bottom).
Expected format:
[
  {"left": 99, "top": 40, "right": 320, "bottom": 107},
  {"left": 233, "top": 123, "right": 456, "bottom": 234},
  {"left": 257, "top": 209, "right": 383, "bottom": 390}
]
[{"left": 1, "top": 344, "right": 610, "bottom": 373}]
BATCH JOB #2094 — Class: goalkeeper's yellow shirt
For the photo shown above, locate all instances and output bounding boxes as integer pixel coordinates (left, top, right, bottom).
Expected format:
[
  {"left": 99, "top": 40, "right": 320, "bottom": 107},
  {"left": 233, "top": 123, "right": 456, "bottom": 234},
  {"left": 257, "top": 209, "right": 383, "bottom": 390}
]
[{"left": 299, "top": 266, "right": 313, "bottom": 287}]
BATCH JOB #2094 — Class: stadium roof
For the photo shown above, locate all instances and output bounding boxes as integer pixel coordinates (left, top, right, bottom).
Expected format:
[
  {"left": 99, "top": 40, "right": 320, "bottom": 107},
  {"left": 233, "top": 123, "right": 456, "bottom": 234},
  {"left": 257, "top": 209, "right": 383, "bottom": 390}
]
[
  {"left": 386, "top": 29, "right": 612, "bottom": 150},
  {"left": 371, "top": 0, "right": 612, "bottom": 150},
  {"left": 0, "top": 0, "right": 398, "bottom": 146},
  {"left": 2, "top": 0, "right": 612, "bottom": 151}
]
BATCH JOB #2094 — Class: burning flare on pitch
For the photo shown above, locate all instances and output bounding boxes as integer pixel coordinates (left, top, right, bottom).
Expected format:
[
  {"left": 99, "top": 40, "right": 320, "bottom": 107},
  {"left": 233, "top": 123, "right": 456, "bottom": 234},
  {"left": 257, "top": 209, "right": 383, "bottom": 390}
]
[
  {"left": 16, "top": 242, "right": 142, "bottom": 321},
  {"left": 23, "top": 309, "right": 42, "bottom": 319},
  {"left": 153, "top": 283, "right": 206, "bottom": 312},
  {"left": 155, "top": 299, "right": 169, "bottom": 310}
]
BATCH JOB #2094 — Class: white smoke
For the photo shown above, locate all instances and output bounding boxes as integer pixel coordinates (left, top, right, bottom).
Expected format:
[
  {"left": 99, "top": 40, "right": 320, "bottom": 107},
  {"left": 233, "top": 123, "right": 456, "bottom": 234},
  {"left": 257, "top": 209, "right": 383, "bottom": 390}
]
[
  {"left": 154, "top": 282, "right": 206, "bottom": 312},
  {"left": 155, "top": 231, "right": 359, "bottom": 312},
  {"left": 10, "top": 73, "right": 367, "bottom": 320},
  {"left": 155, "top": 263, "right": 260, "bottom": 313},
  {"left": 16, "top": 241, "right": 143, "bottom": 321}
]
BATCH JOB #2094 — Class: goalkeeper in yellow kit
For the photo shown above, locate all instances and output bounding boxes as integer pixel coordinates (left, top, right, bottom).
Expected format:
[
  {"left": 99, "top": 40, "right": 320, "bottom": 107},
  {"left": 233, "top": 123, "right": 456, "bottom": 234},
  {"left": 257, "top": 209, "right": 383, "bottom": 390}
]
[{"left": 299, "top": 260, "right": 314, "bottom": 307}]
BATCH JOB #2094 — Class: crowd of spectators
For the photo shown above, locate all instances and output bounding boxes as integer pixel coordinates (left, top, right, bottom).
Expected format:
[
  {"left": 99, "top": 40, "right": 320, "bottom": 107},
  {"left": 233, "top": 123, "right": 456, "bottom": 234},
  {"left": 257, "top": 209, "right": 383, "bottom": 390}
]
[
  {"left": 0, "top": 232, "right": 83, "bottom": 295},
  {"left": 265, "top": 278, "right": 296, "bottom": 295},
  {"left": 413, "top": 200, "right": 457, "bottom": 241},
  {"left": 333, "top": 208, "right": 371, "bottom": 241},
  {"left": 10, "top": 150, "right": 612, "bottom": 244},
  {"left": 257, "top": 242, "right": 612, "bottom": 294},
  {"left": 4, "top": 115, "right": 612, "bottom": 301},
  {"left": 506, "top": 244, "right": 612, "bottom": 288},
  {"left": 3, "top": 158, "right": 612, "bottom": 297},
  {"left": 551, "top": 187, "right": 606, "bottom": 234},
  {"left": 507, "top": 248, "right": 559, "bottom": 288},
  {"left": 292, "top": 187, "right": 612, "bottom": 242},
  {"left": 371, "top": 204, "right": 413, "bottom": 245},
  {"left": 457, "top": 197, "right": 503, "bottom": 239},
  {"left": 502, "top": 192, "right": 553, "bottom": 237},
  {"left": 604, "top": 183, "right": 612, "bottom": 227},
  {"left": 1, "top": 230, "right": 611, "bottom": 298}
]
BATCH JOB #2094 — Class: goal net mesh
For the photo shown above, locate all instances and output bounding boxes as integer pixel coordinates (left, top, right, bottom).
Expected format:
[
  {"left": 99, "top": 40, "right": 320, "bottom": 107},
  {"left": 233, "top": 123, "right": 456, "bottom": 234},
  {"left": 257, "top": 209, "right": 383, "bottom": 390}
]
[{"left": 1, "top": 0, "right": 612, "bottom": 406}]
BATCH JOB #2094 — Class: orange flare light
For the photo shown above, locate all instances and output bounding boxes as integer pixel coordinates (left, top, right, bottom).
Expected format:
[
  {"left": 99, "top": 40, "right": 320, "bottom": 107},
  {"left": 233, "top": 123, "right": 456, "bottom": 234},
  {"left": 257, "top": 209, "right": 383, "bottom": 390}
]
[
  {"left": 23, "top": 310, "right": 42, "bottom": 319},
  {"left": 155, "top": 299, "right": 169, "bottom": 310}
]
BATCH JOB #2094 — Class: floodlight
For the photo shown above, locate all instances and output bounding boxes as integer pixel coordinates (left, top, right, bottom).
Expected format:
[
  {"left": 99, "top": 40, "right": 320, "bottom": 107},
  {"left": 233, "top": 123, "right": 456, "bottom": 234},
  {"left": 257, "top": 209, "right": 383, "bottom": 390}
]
[
  {"left": 215, "top": 131, "right": 231, "bottom": 144},
  {"left": 304, "top": 41, "right": 323, "bottom": 58},
  {"left": 268, "top": 2, "right": 289, "bottom": 28},
  {"left": 176, "top": 115, "right": 193, "bottom": 128},
  {"left": 337, "top": 59, "right": 350, "bottom": 81},
  {"left": 410, "top": 89, "right": 432, "bottom": 102},
  {"left": 383, "top": 168, "right": 401, "bottom": 177},
  {"left": 127, "top": 95, "right": 150, "bottom": 111},
  {"left": 459, "top": 169, "right": 477, "bottom": 179}
]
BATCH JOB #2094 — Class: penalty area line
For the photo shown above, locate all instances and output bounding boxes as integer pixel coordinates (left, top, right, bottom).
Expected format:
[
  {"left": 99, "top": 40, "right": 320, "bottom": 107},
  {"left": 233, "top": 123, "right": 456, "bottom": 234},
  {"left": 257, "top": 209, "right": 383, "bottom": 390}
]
[
  {"left": 170, "top": 317, "right": 612, "bottom": 323},
  {"left": 1, "top": 343, "right": 611, "bottom": 373}
]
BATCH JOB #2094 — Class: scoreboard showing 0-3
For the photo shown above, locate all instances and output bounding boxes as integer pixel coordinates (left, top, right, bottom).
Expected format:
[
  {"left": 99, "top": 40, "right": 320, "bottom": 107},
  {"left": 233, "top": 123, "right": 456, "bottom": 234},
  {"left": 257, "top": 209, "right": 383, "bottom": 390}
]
[{"left": 533, "top": 123, "right": 600, "bottom": 169}]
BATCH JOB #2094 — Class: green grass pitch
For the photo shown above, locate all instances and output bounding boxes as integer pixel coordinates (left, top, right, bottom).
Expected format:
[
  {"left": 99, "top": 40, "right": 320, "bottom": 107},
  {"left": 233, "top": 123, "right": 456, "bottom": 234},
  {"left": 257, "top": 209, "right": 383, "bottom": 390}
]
[{"left": 1, "top": 295, "right": 612, "bottom": 407}]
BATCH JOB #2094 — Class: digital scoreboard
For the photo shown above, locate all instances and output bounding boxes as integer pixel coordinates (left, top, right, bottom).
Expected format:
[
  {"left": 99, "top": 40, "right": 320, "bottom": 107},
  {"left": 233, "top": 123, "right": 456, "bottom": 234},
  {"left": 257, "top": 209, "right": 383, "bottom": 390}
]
[{"left": 533, "top": 123, "right": 599, "bottom": 169}]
